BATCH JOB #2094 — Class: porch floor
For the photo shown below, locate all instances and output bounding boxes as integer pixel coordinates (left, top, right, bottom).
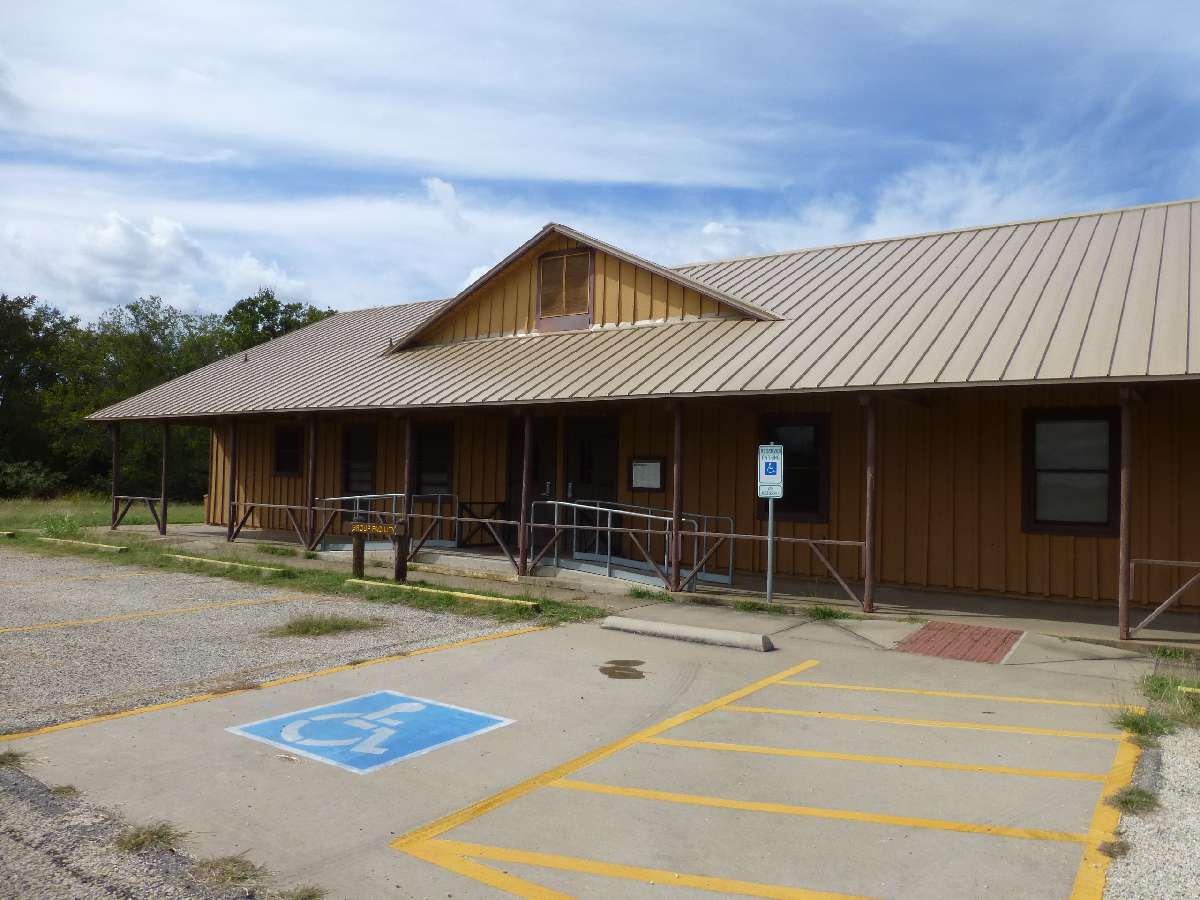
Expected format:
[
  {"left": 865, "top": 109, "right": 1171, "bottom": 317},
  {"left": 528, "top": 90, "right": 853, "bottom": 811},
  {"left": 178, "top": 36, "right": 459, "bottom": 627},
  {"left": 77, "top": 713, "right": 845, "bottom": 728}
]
[{"left": 100, "top": 523, "right": 1200, "bottom": 648}]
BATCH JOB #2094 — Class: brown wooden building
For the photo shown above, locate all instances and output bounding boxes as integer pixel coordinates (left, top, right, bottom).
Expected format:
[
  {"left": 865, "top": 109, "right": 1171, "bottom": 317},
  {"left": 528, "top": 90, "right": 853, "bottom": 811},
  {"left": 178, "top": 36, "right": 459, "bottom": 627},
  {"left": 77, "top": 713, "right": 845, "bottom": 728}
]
[{"left": 92, "top": 202, "right": 1200, "bottom": 638}]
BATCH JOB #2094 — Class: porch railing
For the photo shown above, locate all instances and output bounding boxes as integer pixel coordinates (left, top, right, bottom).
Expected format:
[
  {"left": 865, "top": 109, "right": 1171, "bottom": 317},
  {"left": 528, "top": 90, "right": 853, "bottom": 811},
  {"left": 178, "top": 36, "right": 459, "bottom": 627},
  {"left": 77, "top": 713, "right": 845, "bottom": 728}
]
[{"left": 1129, "top": 558, "right": 1200, "bottom": 637}]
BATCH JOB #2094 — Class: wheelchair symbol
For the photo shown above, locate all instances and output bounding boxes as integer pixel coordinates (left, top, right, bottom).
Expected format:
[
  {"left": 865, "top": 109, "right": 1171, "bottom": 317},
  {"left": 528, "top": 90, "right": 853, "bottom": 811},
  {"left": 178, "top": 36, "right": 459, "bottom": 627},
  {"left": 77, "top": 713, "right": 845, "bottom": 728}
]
[{"left": 279, "top": 701, "right": 425, "bottom": 756}]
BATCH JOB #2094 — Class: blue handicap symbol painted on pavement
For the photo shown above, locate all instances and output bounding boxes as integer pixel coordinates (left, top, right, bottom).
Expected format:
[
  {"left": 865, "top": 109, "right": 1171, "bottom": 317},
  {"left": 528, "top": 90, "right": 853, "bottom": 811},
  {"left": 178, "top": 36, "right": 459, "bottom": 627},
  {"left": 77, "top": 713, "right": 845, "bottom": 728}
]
[{"left": 227, "top": 690, "right": 513, "bottom": 774}]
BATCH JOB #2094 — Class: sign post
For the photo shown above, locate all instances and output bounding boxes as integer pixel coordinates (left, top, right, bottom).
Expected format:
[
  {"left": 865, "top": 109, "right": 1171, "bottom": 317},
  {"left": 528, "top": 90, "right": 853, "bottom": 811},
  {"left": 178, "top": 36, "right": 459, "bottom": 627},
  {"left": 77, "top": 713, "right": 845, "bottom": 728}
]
[{"left": 757, "top": 443, "right": 784, "bottom": 603}]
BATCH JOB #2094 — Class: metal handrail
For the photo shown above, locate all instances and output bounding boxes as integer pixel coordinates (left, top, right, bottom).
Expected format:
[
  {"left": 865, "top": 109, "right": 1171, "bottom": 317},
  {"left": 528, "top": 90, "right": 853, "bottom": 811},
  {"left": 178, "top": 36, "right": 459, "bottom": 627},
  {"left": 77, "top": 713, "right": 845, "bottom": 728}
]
[{"left": 530, "top": 499, "right": 735, "bottom": 585}]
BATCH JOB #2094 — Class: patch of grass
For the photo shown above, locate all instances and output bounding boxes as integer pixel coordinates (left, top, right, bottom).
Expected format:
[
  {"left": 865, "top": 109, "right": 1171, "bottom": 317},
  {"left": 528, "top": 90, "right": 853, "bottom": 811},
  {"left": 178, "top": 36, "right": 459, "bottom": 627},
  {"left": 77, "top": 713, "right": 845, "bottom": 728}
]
[
  {"left": 115, "top": 821, "right": 188, "bottom": 852},
  {"left": 1112, "top": 708, "right": 1175, "bottom": 739},
  {"left": 303, "top": 550, "right": 319, "bottom": 560},
  {"left": 191, "top": 853, "right": 269, "bottom": 886},
  {"left": 806, "top": 603, "right": 854, "bottom": 620},
  {"left": 1151, "top": 646, "right": 1199, "bottom": 662},
  {"left": 900, "top": 615, "right": 929, "bottom": 624},
  {"left": 255, "top": 543, "right": 297, "bottom": 557},
  {"left": 279, "top": 887, "right": 328, "bottom": 900},
  {"left": 40, "top": 512, "right": 83, "bottom": 538},
  {"left": 1099, "top": 839, "right": 1130, "bottom": 858},
  {"left": 1107, "top": 786, "right": 1159, "bottom": 815},
  {"left": 626, "top": 587, "right": 672, "bottom": 602},
  {"left": 733, "top": 600, "right": 791, "bottom": 615},
  {"left": 0, "top": 749, "right": 28, "bottom": 771},
  {"left": 50, "top": 784, "right": 79, "bottom": 799},
  {"left": 210, "top": 678, "right": 260, "bottom": 694},
  {"left": 268, "top": 615, "right": 385, "bottom": 637},
  {"left": 0, "top": 492, "right": 205, "bottom": 531}
]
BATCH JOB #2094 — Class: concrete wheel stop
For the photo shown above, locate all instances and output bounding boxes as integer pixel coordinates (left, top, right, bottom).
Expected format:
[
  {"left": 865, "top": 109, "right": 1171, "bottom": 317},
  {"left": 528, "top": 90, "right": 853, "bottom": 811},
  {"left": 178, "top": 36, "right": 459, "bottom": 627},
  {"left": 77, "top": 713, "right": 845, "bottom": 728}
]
[{"left": 601, "top": 615, "right": 775, "bottom": 651}]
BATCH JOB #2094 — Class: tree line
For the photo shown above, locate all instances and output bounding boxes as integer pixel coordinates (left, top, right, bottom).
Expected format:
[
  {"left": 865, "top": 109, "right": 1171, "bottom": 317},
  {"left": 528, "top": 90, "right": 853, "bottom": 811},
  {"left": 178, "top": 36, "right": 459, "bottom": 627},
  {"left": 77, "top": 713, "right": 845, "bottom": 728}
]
[{"left": 0, "top": 289, "right": 333, "bottom": 501}]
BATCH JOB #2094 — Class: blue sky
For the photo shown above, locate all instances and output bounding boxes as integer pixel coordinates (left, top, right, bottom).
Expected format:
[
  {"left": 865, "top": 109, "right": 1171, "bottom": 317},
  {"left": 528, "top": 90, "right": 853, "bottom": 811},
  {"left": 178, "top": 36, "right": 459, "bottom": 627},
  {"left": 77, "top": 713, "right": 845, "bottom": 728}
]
[{"left": 1, "top": 1, "right": 1198, "bottom": 320}]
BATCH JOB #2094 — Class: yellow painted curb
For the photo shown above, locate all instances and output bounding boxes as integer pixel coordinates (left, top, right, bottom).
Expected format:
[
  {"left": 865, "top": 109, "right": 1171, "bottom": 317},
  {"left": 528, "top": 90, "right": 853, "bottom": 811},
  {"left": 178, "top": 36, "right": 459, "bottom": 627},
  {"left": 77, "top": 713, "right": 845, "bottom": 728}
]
[
  {"left": 166, "top": 554, "right": 282, "bottom": 575},
  {"left": 38, "top": 537, "right": 127, "bottom": 552},
  {"left": 0, "top": 531, "right": 15, "bottom": 538},
  {"left": 345, "top": 578, "right": 540, "bottom": 610}
]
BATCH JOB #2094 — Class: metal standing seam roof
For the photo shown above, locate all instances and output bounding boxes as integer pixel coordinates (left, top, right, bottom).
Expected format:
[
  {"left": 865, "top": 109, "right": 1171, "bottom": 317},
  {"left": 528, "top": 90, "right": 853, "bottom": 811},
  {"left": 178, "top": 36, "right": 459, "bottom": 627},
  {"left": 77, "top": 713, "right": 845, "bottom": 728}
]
[{"left": 90, "top": 198, "right": 1200, "bottom": 422}]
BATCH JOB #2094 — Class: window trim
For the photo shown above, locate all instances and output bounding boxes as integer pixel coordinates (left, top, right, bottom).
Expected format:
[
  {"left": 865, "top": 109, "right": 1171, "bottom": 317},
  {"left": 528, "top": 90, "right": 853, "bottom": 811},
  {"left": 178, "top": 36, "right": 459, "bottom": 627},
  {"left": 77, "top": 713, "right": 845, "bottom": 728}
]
[
  {"left": 536, "top": 248, "right": 594, "bottom": 332},
  {"left": 1022, "top": 407, "right": 1120, "bottom": 537},
  {"left": 272, "top": 426, "right": 303, "bottom": 478},
  {"left": 755, "top": 413, "right": 831, "bottom": 523}
]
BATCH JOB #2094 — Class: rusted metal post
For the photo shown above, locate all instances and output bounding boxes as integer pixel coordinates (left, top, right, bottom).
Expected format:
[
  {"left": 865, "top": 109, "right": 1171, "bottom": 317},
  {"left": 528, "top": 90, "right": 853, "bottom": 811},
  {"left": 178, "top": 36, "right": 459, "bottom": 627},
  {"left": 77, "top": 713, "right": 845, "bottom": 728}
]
[
  {"left": 226, "top": 420, "right": 238, "bottom": 542},
  {"left": 305, "top": 416, "right": 317, "bottom": 545},
  {"left": 670, "top": 402, "right": 684, "bottom": 592},
  {"left": 159, "top": 422, "right": 170, "bottom": 535},
  {"left": 517, "top": 410, "right": 533, "bottom": 576},
  {"left": 110, "top": 423, "right": 120, "bottom": 529},
  {"left": 1118, "top": 389, "right": 1134, "bottom": 640},
  {"left": 862, "top": 396, "right": 878, "bottom": 613},
  {"left": 352, "top": 532, "right": 366, "bottom": 579}
]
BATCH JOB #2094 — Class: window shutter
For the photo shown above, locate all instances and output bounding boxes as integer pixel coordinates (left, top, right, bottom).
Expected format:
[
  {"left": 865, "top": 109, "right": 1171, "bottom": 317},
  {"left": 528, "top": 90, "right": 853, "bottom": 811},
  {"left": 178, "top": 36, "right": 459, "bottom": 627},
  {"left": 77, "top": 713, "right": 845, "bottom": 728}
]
[
  {"left": 563, "top": 252, "right": 590, "bottom": 315},
  {"left": 540, "top": 256, "right": 565, "bottom": 317}
]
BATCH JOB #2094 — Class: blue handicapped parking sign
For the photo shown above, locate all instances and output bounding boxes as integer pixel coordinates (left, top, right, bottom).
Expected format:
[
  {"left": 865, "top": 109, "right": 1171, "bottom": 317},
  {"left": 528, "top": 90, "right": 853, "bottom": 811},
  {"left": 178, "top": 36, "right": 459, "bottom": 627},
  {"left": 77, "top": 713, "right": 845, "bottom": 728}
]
[{"left": 228, "top": 690, "right": 513, "bottom": 774}]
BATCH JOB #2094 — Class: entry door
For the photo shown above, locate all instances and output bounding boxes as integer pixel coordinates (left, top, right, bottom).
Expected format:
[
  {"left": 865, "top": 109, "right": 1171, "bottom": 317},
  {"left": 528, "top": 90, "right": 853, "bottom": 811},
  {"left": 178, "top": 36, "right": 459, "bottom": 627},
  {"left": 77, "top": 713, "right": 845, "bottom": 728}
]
[
  {"left": 564, "top": 417, "right": 619, "bottom": 555},
  {"left": 342, "top": 424, "right": 377, "bottom": 496},
  {"left": 506, "top": 417, "right": 557, "bottom": 545}
]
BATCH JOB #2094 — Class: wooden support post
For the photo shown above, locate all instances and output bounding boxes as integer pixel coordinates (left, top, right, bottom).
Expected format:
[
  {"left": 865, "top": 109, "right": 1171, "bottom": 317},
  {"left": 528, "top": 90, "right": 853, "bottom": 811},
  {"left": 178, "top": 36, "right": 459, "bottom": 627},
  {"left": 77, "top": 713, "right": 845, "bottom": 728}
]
[
  {"left": 352, "top": 532, "right": 366, "bottom": 579},
  {"left": 670, "top": 402, "right": 684, "bottom": 592},
  {"left": 226, "top": 420, "right": 238, "bottom": 542},
  {"left": 159, "top": 422, "right": 171, "bottom": 535},
  {"left": 393, "top": 528, "right": 409, "bottom": 582},
  {"left": 110, "top": 423, "right": 120, "bottom": 529},
  {"left": 862, "top": 396, "right": 878, "bottom": 613},
  {"left": 517, "top": 410, "right": 533, "bottom": 575},
  {"left": 305, "top": 416, "right": 318, "bottom": 545},
  {"left": 1118, "top": 389, "right": 1134, "bottom": 640},
  {"left": 403, "top": 415, "right": 415, "bottom": 550}
]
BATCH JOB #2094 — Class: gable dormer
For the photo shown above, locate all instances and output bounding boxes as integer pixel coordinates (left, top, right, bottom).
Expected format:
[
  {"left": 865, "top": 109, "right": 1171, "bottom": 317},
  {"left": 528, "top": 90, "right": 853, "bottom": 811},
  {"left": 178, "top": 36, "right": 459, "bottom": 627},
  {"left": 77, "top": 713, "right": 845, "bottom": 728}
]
[{"left": 397, "top": 224, "right": 776, "bottom": 349}]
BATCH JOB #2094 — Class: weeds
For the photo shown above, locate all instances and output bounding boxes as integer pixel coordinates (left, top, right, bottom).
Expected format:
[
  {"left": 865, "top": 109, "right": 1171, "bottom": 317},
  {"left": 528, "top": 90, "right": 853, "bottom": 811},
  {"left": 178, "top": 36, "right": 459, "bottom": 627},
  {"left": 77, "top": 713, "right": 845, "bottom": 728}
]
[
  {"left": 626, "top": 587, "right": 672, "bottom": 602},
  {"left": 192, "top": 853, "right": 269, "bottom": 886},
  {"left": 733, "top": 600, "right": 791, "bottom": 615},
  {"left": 1099, "top": 839, "right": 1130, "bottom": 858},
  {"left": 1107, "top": 786, "right": 1159, "bottom": 815},
  {"left": 1151, "top": 646, "right": 1199, "bottom": 662},
  {"left": 1112, "top": 708, "right": 1175, "bottom": 745},
  {"left": 806, "top": 603, "right": 854, "bottom": 620},
  {"left": 40, "top": 513, "right": 83, "bottom": 538},
  {"left": 50, "top": 785, "right": 79, "bottom": 799},
  {"left": 0, "top": 750, "right": 28, "bottom": 771},
  {"left": 268, "top": 615, "right": 384, "bottom": 637},
  {"left": 303, "top": 551, "right": 319, "bottom": 560},
  {"left": 279, "top": 887, "right": 328, "bottom": 900},
  {"left": 256, "top": 543, "right": 297, "bottom": 557},
  {"left": 115, "top": 821, "right": 187, "bottom": 852}
]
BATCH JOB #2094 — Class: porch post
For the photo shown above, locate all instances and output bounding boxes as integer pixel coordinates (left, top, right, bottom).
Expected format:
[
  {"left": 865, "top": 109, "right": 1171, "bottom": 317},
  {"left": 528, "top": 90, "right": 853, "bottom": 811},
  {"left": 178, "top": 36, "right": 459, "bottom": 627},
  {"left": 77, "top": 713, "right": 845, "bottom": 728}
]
[
  {"left": 159, "top": 422, "right": 170, "bottom": 535},
  {"left": 517, "top": 410, "right": 533, "bottom": 575},
  {"left": 1118, "top": 389, "right": 1134, "bottom": 640},
  {"left": 305, "top": 416, "right": 318, "bottom": 544},
  {"left": 225, "top": 419, "right": 238, "bottom": 541},
  {"left": 861, "top": 396, "right": 878, "bottom": 613},
  {"left": 109, "top": 423, "right": 120, "bottom": 529},
  {"left": 670, "top": 402, "right": 684, "bottom": 592},
  {"left": 403, "top": 415, "right": 415, "bottom": 534}
]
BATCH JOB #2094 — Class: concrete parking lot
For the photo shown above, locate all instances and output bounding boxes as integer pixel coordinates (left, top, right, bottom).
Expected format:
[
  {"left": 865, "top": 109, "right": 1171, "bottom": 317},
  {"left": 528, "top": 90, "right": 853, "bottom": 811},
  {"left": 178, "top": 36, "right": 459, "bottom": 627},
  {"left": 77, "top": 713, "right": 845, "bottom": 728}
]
[{"left": 1, "top": 544, "right": 1152, "bottom": 900}]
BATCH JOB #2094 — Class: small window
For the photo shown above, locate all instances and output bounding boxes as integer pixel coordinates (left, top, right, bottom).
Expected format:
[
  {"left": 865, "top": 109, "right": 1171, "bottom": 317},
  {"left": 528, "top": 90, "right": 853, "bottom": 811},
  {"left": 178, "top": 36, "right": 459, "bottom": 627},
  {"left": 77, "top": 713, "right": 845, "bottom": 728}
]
[
  {"left": 757, "top": 414, "right": 830, "bottom": 522},
  {"left": 273, "top": 427, "right": 303, "bottom": 477},
  {"left": 414, "top": 423, "right": 454, "bottom": 496},
  {"left": 538, "top": 249, "right": 592, "bottom": 331},
  {"left": 1023, "top": 408, "right": 1119, "bottom": 535},
  {"left": 342, "top": 424, "right": 377, "bottom": 495}
]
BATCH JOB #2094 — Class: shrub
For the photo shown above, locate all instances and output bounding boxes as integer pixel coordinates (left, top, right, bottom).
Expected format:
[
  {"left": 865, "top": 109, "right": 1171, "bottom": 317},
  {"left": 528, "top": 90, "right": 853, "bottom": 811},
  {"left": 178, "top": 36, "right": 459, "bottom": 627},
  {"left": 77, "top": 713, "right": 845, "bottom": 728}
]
[{"left": 0, "top": 461, "right": 66, "bottom": 498}]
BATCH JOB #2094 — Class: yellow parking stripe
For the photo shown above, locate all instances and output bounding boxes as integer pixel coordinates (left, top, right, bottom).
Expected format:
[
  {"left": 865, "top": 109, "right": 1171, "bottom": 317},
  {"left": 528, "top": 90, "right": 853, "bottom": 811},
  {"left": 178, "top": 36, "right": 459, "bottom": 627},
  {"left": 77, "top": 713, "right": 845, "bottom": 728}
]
[
  {"left": 0, "top": 594, "right": 310, "bottom": 634},
  {"left": 390, "top": 659, "right": 821, "bottom": 852},
  {"left": 643, "top": 737, "right": 1107, "bottom": 782},
  {"left": 1070, "top": 740, "right": 1142, "bottom": 899},
  {"left": 0, "top": 627, "right": 544, "bottom": 743},
  {"left": 725, "top": 706, "right": 1123, "bottom": 740},
  {"left": 407, "top": 839, "right": 570, "bottom": 900},
  {"left": 780, "top": 680, "right": 1140, "bottom": 712},
  {"left": 550, "top": 779, "right": 1089, "bottom": 844},
  {"left": 425, "top": 838, "right": 873, "bottom": 899}
]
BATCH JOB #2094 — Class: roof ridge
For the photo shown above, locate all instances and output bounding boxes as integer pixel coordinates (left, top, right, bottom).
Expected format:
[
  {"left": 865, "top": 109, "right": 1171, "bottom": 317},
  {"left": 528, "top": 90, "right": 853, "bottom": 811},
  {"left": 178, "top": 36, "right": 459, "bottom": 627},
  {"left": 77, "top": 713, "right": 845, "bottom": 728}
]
[{"left": 671, "top": 195, "right": 1198, "bottom": 270}]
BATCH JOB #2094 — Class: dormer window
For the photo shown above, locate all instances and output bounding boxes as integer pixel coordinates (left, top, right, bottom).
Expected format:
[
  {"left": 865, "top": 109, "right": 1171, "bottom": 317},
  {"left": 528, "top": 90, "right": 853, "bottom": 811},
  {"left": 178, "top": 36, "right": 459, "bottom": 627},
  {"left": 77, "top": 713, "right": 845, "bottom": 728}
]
[{"left": 538, "top": 248, "right": 592, "bottom": 331}]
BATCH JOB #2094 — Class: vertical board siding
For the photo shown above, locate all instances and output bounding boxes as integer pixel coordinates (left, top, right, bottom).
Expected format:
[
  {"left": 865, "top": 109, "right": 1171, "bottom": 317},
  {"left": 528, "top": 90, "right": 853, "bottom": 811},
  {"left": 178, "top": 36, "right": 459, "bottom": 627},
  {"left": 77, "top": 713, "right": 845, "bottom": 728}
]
[
  {"left": 208, "top": 382, "right": 1200, "bottom": 607},
  {"left": 416, "top": 236, "right": 747, "bottom": 346}
]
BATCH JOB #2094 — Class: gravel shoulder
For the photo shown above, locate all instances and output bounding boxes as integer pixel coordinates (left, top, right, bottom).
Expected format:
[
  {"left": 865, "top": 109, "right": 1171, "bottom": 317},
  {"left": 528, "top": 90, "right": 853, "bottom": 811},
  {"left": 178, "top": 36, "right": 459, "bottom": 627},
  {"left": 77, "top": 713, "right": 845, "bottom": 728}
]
[
  {"left": 0, "top": 545, "right": 513, "bottom": 735},
  {"left": 0, "top": 765, "right": 236, "bottom": 899},
  {"left": 1105, "top": 729, "right": 1200, "bottom": 899}
]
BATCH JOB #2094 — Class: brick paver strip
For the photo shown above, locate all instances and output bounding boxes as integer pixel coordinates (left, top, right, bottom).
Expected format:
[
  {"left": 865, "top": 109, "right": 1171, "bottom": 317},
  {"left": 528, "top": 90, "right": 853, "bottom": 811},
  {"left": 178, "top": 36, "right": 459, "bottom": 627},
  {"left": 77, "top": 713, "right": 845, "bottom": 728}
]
[{"left": 895, "top": 621, "right": 1024, "bottom": 664}]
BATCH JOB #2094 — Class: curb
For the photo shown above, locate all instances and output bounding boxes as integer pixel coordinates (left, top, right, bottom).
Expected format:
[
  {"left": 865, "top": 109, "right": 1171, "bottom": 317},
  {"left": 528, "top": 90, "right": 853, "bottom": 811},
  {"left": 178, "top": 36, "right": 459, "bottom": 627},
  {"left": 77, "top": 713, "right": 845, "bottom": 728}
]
[
  {"left": 165, "top": 554, "right": 282, "bottom": 575},
  {"left": 601, "top": 615, "right": 775, "bottom": 652},
  {"left": 37, "top": 537, "right": 128, "bottom": 553},
  {"left": 344, "top": 578, "right": 540, "bottom": 611}
]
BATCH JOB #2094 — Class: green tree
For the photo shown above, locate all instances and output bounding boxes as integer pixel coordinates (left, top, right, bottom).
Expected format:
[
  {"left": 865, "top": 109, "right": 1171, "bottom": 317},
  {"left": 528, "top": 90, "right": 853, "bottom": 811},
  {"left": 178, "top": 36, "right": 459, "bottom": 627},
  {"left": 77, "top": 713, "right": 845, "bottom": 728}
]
[
  {"left": 0, "top": 294, "right": 78, "bottom": 463},
  {"left": 222, "top": 287, "right": 333, "bottom": 352}
]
